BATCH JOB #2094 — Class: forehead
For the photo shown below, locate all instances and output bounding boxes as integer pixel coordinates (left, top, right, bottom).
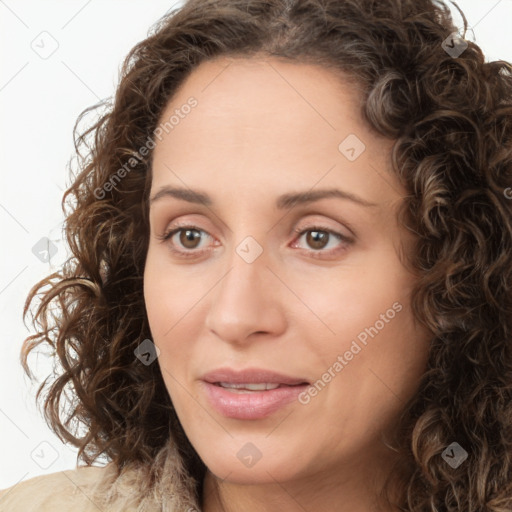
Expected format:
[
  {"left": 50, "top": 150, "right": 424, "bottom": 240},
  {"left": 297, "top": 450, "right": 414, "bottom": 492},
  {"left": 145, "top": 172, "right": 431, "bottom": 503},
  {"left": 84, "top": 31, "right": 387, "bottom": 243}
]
[
  {"left": 150, "top": 56, "right": 402, "bottom": 208},
  {"left": 155, "top": 56, "right": 367, "bottom": 148}
]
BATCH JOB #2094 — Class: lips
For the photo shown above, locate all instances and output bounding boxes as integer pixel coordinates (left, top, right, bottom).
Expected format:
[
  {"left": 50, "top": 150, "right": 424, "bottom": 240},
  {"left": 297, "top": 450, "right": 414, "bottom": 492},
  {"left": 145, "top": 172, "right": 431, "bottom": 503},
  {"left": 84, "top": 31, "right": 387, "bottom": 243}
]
[
  {"left": 202, "top": 368, "right": 310, "bottom": 386},
  {"left": 217, "top": 382, "right": 282, "bottom": 391},
  {"left": 200, "top": 367, "right": 310, "bottom": 419}
]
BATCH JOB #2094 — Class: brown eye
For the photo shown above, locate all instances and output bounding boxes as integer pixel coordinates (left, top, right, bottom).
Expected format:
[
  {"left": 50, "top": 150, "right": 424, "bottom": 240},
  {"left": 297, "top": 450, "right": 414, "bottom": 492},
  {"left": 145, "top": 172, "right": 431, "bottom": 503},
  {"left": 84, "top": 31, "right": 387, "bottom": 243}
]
[
  {"left": 305, "top": 230, "right": 329, "bottom": 250},
  {"left": 178, "top": 228, "right": 202, "bottom": 249},
  {"left": 158, "top": 223, "right": 353, "bottom": 260},
  {"left": 159, "top": 225, "right": 214, "bottom": 258},
  {"left": 292, "top": 225, "right": 353, "bottom": 259}
]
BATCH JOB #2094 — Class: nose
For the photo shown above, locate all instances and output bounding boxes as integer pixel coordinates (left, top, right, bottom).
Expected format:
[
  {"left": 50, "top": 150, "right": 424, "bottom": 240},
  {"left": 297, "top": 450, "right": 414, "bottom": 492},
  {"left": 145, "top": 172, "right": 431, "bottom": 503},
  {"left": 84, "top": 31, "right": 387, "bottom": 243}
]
[{"left": 204, "top": 243, "right": 287, "bottom": 346}]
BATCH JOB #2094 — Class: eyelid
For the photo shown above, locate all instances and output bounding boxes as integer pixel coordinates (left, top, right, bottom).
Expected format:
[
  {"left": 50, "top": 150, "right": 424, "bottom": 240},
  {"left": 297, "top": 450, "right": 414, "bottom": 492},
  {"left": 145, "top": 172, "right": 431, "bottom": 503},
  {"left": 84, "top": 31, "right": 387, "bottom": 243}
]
[{"left": 293, "top": 217, "right": 355, "bottom": 241}]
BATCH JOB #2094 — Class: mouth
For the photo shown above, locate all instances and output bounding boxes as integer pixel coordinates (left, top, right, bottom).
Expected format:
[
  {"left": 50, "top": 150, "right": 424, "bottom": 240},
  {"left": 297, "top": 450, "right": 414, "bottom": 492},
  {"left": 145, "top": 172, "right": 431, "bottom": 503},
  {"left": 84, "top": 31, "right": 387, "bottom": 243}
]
[
  {"left": 212, "top": 382, "right": 308, "bottom": 393},
  {"left": 200, "top": 367, "right": 310, "bottom": 419},
  {"left": 202, "top": 367, "right": 310, "bottom": 387}
]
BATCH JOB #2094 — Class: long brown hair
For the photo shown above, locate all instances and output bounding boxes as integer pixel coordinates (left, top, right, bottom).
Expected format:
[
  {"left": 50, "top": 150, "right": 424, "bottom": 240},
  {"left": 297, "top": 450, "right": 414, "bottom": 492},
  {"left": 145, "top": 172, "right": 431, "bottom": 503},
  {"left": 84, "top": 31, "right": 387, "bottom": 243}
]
[{"left": 22, "top": 0, "right": 512, "bottom": 509}]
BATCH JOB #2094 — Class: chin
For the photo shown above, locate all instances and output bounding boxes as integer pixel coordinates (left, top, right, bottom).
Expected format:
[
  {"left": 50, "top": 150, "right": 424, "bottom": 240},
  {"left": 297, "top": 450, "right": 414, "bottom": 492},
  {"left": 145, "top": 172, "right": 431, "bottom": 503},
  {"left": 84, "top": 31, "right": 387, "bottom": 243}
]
[
  {"left": 206, "top": 461, "right": 295, "bottom": 485},
  {"left": 195, "top": 440, "right": 300, "bottom": 484}
]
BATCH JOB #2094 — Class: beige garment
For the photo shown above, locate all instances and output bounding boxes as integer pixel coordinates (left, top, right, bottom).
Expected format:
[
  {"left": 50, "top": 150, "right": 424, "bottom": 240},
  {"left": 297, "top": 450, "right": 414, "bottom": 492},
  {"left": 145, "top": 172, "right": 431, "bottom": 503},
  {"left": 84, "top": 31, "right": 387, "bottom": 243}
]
[{"left": 0, "top": 442, "right": 201, "bottom": 511}]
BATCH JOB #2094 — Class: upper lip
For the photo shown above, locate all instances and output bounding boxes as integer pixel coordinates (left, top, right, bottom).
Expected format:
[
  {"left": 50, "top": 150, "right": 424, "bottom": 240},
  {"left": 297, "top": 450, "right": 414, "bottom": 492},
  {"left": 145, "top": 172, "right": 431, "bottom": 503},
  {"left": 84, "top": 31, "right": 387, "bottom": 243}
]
[{"left": 201, "top": 367, "right": 310, "bottom": 386}]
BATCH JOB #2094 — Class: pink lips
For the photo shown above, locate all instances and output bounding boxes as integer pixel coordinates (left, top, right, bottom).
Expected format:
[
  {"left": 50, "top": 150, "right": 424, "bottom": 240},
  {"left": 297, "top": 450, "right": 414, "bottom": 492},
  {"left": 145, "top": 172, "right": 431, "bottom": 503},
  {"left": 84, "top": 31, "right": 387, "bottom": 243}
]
[{"left": 200, "top": 368, "right": 309, "bottom": 420}]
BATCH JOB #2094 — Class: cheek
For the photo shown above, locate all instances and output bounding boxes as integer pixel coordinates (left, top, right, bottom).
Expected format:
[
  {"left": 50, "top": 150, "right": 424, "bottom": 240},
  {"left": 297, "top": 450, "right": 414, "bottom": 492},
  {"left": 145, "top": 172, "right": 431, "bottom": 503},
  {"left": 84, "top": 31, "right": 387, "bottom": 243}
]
[
  {"left": 312, "top": 253, "right": 429, "bottom": 400},
  {"left": 143, "top": 248, "right": 208, "bottom": 393},
  {"left": 320, "top": 291, "right": 429, "bottom": 421},
  {"left": 143, "top": 247, "right": 204, "bottom": 338},
  {"left": 308, "top": 261, "right": 412, "bottom": 348}
]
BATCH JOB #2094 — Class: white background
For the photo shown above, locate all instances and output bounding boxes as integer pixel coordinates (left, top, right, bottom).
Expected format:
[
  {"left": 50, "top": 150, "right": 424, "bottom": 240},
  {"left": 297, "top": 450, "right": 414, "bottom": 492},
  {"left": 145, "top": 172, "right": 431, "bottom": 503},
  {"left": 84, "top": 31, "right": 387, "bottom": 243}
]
[{"left": 1, "top": 0, "right": 511, "bottom": 490}]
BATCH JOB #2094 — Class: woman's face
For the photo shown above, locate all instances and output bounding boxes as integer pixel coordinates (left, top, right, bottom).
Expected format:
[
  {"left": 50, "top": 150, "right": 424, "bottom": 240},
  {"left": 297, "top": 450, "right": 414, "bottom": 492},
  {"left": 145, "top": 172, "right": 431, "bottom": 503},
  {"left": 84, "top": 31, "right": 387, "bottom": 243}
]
[{"left": 144, "top": 56, "right": 432, "bottom": 488}]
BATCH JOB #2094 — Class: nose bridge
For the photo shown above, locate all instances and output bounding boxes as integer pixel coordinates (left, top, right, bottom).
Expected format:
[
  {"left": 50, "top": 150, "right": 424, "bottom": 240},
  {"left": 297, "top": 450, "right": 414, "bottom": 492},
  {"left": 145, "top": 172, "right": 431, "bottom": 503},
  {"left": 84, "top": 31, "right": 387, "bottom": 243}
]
[
  {"left": 223, "top": 251, "right": 263, "bottom": 300},
  {"left": 204, "top": 233, "right": 285, "bottom": 343},
  {"left": 214, "top": 234, "right": 270, "bottom": 314},
  {"left": 218, "top": 213, "right": 271, "bottom": 295}
]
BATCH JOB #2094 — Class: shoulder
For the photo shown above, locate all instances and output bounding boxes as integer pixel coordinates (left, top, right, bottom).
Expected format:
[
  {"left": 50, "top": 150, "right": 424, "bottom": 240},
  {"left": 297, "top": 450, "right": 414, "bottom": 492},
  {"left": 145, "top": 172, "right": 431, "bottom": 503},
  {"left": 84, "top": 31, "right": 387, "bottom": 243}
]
[
  {"left": 0, "top": 464, "right": 119, "bottom": 512},
  {"left": 0, "top": 445, "right": 201, "bottom": 512}
]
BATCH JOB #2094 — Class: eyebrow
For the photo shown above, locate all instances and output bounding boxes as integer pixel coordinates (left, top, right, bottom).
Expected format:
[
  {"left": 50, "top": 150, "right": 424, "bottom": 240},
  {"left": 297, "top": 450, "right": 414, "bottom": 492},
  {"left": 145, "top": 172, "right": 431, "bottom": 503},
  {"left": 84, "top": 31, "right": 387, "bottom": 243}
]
[{"left": 149, "top": 185, "right": 379, "bottom": 209}]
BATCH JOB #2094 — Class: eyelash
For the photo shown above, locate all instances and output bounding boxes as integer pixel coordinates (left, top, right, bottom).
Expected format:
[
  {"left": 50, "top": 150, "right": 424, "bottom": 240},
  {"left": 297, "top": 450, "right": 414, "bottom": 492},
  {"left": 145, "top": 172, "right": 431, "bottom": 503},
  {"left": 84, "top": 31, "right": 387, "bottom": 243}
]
[{"left": 157, "top": 223, "right": 354, "bottom": 259}]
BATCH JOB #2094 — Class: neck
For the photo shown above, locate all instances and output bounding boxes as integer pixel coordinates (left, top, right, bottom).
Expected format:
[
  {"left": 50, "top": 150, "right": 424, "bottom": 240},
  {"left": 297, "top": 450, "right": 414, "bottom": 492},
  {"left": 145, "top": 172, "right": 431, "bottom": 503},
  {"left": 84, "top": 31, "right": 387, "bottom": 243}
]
[{"left": 201, "top": 447, "right": 403, "bottom": 512}]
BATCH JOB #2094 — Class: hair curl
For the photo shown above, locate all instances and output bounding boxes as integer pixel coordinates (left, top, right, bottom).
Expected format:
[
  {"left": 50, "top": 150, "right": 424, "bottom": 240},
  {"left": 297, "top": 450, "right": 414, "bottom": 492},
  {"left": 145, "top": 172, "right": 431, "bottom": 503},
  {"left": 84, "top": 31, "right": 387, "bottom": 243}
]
[{"left": 22, "top": 0, "right": 512, "bottom": 509}]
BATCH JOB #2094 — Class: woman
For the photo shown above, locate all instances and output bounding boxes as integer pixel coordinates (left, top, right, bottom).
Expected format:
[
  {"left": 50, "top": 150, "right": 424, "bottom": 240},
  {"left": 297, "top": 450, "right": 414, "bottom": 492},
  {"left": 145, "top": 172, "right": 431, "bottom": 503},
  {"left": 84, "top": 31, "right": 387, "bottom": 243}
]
[{"left": 1, "top": 0, "right": 512, "bottom": 510}]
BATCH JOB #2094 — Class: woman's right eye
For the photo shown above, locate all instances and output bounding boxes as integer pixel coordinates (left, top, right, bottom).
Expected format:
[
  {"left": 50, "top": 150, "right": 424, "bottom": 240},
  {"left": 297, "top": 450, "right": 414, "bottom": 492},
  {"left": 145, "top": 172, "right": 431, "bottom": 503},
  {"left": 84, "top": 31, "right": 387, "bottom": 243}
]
[{"left": 158, "top": 225, "right": 214, "bottom": 258}]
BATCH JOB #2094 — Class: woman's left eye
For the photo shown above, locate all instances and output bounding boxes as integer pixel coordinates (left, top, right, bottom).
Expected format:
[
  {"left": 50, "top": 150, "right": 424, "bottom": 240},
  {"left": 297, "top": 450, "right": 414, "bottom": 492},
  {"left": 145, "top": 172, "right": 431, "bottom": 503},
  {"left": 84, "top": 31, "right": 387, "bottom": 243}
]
[
  {"left": 291, "top": 226, "right": 353, "bottom": 258},
  {"left": 157, "top": 224, "right": 353, "bottom": 259}
]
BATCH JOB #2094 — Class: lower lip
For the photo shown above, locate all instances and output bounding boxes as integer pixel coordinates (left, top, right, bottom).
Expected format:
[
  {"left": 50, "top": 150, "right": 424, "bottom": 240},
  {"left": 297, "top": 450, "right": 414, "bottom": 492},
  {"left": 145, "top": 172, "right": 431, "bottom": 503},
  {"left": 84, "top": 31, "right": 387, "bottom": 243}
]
[{"left": 201, "top": 381, "right": 308, "bottom": 420}]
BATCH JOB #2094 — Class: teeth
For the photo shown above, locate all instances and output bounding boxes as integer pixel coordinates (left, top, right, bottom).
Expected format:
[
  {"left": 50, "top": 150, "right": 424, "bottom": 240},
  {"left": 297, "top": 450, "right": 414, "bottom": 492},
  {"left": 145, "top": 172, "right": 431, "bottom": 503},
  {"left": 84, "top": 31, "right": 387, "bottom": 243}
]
[{"left": 218, "top": 382, "right": 281, "bottom": 391}]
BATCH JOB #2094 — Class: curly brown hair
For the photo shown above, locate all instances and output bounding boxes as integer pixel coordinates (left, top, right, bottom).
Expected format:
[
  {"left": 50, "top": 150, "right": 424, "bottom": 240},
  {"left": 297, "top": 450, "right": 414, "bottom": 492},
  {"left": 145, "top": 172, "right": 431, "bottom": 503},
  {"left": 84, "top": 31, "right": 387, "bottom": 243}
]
[{"left": 21, "top": 0, "right": 512, "bottom": 509}]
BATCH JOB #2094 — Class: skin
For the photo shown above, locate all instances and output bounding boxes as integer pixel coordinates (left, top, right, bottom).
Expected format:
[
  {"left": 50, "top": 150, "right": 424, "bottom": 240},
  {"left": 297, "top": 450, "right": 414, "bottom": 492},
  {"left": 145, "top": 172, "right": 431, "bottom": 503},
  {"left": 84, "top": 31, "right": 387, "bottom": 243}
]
[{"left": 143, "top": 55, "right": 433, "bottom": 512}]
